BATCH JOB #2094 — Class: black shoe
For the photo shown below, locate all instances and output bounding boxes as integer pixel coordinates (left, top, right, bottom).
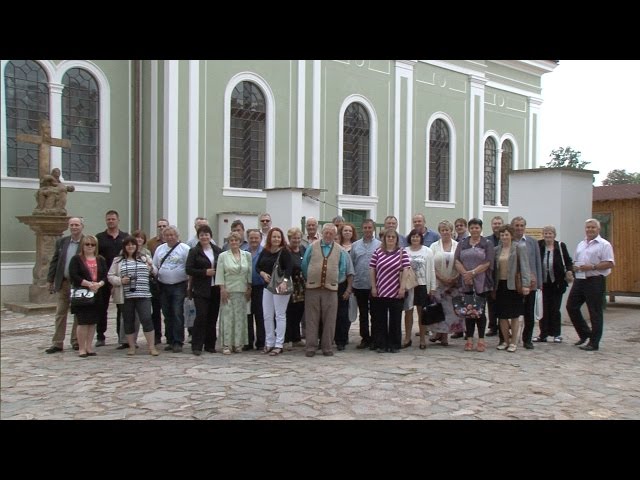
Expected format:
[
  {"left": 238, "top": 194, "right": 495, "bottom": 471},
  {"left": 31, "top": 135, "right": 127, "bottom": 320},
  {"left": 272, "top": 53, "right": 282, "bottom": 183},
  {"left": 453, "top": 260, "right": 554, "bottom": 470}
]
[
  {"left": 369, "top": 344, "right": 377, "bottom": 351},
  {"left": 389, "top": 348, "right": 399, "bottom": 353},
  {"left": 205, "top": 347, "right": 216, "bottom": 353},
  {"left": 485, "top": 329, "right": 498, "bottom": 337},
  {"left": 95, "top": 339, "right": 106, "bottom": 347},
  {"left": 116, "top": 344, "right": 128, "bottom": 350},
  {"left": 87, "top": 352, "right": 97, "bottom": 356},
  {"left": 172, "top": 344, "right": 183, "bottom": 353},
  {"left": 580, "top": 344, "right": 599, "bottom": 351},
  {"left": 336, "top": 345, "right": 345, "bottom": 351},
  {"left": 192, "top": 350, "right": 202, "bottom": 356},
  {"left": 242, "top": 345, "right": 253, "bottom": 351},
  {"left": 356, "top": 340, "right": 370, "bottom": 349},
  {"left": 323, "top": 351, "right": 334, "bottom": 356},
  {"left": 305, "top": 351, "right": 316, "bottom": 357},
  {"left": 164, "top": 345, "right": 174, "bottom": 351},
  {"left": 45, "top": 346, "right": 63, "bottom": 354},
  {"left": 376, "top": 348, "right": 386, "bottom": 353},
  {"left": 574, "top": 338, "right": 588, "bottom": 346},
  {"left": 451, "top": 332, "right": 464, "bottom": 339},
  {"left": 72, "top": 344, "right": 79, "bottom": 351},
  {"left": 523, "top": 342, "right": 534, "bottom": 349}
]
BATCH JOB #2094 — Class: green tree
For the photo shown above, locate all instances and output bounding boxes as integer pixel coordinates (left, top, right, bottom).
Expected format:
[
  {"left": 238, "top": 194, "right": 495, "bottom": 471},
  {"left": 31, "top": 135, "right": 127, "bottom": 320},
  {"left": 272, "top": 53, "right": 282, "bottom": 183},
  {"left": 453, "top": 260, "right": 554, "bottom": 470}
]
[
  {"left": 602, "top": 169, "right": 640, "bottom": 185},
  {"left": 545, "top": 146, "right": 591, "bottom": 169}
]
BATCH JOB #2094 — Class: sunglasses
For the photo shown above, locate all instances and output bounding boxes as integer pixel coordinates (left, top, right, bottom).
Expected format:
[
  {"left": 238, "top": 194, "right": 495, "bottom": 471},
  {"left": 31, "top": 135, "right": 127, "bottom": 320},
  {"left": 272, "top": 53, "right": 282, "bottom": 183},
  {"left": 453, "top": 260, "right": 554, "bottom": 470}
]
[
  {"left": 260, "top": 219, "right": 271, "bottom": 223},
  {"left": 85, "top": 243, "right": 96, "bottom": 247}
]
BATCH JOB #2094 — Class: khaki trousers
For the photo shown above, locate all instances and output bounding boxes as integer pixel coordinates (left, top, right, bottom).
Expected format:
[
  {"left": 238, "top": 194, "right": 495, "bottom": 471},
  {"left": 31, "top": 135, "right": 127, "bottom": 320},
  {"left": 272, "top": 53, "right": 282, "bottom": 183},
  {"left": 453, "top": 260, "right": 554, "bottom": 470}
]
[{"left": 52, "top": 279, "right": 78, "bottom": 348}]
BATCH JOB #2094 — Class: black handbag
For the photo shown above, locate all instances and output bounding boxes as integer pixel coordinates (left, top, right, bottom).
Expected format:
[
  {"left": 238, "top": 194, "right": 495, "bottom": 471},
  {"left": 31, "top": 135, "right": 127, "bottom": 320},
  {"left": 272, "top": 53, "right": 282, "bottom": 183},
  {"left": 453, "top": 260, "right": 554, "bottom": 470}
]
[
  {"left": 70, "top": 287, "right": 96, "bottom": 307},
  {"left": 452, "top": 290, "right": 486, "bottom": 318},
  {"left": 421, "top": 295, "right": 445, "bottom": 325}
]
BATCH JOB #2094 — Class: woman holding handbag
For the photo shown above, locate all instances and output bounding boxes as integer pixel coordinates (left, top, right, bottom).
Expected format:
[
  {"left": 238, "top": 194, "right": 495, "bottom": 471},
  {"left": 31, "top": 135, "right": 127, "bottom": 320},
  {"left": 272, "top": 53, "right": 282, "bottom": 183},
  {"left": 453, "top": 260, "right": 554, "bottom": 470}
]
[
  {"left": 256, "top": 227, "right": 293, "bottom": 356},
  {"left": 69, "top": 235, "right": 108, "bottom": 357},
  {"left": 454, "top": 218, "right": 494, "bottom": 352},
  {"left": 493, "top": 225, "right": 531, "bottom": 352},
  {"left": 535, "top": 225, "right": 573, "bottom": 343}
]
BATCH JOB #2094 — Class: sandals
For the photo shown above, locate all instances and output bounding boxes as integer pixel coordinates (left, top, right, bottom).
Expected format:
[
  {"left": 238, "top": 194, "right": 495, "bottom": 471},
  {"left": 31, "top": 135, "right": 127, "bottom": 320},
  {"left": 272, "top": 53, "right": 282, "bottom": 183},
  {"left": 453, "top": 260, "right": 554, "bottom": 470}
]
[
  {"left": 269, "top": 347, "right": 283, "bottom": 356},
  {"left": 262, "top": 346, "right": 273, "bottom": 354},
  {"left": 419, "top": 343, "right": 427, "bottom": 350}
]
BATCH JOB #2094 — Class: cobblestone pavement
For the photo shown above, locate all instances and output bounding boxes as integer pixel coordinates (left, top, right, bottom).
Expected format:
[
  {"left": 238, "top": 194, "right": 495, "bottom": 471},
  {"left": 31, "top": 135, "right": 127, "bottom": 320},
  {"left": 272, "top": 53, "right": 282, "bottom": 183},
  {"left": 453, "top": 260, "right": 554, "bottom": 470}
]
[{"left": 1, "top": 299, "right": 639, "bottom": 420}]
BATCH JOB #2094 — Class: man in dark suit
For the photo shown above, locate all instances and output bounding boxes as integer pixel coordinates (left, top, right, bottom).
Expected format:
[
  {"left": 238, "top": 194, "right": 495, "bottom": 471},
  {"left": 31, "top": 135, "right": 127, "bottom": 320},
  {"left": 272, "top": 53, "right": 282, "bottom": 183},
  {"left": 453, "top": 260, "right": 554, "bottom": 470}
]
[
  {"left": 512, "top": 216, "right": 543, "bottom": 349},
  {"left": 45, "top": 217, "right": 84, "bottom": 353},
  {"left": 484, "top": 216, "right": 504, "bottom": 336}
]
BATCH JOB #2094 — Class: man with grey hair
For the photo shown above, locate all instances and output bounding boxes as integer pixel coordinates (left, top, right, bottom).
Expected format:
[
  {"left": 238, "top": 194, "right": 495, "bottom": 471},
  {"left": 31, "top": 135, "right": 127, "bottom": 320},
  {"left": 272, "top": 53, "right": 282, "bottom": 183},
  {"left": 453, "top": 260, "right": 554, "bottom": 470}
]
[
  {"left": 45, "top": 216, "right": 84, "bottom": 353},
  {"left": 302, "top": 223, "right": 352, "bottom": 357},
  {"left": 511, "top": 216, "right": 543, "bottom": 349},
  {"left": 153, "top": 225, "right": 191, "bottom": 352},
  {"left": 567, "top": 218, "right": 615, "bottom": 351},
  {"left": 258, "top": 213, "right": 272, "bottom": 247},
  {"left": 187, "top": 217, "right": 216, "bottom": 248},
  {"left": 301, "top": 216, "right": 320, "bottom": 247}
]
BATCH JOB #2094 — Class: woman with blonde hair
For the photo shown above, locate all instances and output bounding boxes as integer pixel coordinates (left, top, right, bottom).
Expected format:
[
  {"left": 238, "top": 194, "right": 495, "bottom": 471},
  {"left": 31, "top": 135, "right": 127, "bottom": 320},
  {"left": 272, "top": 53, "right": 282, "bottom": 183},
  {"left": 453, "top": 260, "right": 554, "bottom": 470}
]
[{"left": 69, "top": 235, "right": 108, "bottom": 357}]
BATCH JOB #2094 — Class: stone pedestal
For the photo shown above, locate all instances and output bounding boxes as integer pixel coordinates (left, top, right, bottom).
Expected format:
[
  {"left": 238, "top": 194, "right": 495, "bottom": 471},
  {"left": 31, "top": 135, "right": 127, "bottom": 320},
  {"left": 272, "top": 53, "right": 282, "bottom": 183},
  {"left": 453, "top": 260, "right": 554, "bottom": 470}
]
[
  {"left": 264, "top": 188, "right": 323, "bottom": 233},
  {"left": 16, "top": 215, "right": 70, "bottom": 304}
]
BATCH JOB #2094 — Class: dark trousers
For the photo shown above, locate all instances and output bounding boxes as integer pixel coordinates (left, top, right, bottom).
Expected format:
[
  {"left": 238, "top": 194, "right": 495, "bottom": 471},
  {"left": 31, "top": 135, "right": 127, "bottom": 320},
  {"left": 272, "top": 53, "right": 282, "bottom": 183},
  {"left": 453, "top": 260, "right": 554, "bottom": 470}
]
[
  {"left": 96, "top": 282, "right": 122, "bottom": 341},
  {"left": 247, "top": 285, "right": 265, "bottom": 349},
  {"left": 122, "top": 297, "right": 154, "bottom": 334},
  {"left": 371, "top": 297, "right": 403, "bottom": 351},
  {"left": 150, "top": 281, "right": 162, "bottom": 343},
  {"left": 567, "top": 276, "right": 605, "bottom": 347},
  {"left": 540, "top": 281, "right": 565, "bottom": 337},
  {"left": 465, "top": 313, "right": 487, "bottom": 339},
  {"left": 486, "top": 295, "right": 498, "bottom": 332},
  {"left": 353, "top": 288, "right": 373, "bottom": 344},
  {"left": 522, "top": 291, "right": 535, "bottom": 344},
  {"left": 192, "top": 287, "right": 220, "bottom": 352},
  {"left": 285, "top": 300, "right": 304, "bottom": 343},
  {"left": 334, "top": 282, "right": 351, "bottom": 347}
]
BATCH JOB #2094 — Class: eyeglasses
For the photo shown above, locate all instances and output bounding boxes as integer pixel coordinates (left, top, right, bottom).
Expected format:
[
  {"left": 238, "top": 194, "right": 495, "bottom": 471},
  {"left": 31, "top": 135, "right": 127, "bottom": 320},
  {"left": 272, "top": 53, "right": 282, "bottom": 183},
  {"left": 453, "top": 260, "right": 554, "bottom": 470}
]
[
  {"left": 260, "top": 219, "right": 271, "bottom": 223},
  {"left": 85, "top": 243, "right": 96, "bottom": 247}
]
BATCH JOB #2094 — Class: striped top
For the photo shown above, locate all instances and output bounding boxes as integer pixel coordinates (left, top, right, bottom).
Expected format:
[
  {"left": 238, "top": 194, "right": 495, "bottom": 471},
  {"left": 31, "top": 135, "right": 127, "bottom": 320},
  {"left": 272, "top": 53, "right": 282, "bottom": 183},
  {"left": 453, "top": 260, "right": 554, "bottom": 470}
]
[
  {"left": 119, "top": 258, "right": 152, "bottom": 299},
  {"left": 369, "top": 247, "right": 410, "bottom": 298}
]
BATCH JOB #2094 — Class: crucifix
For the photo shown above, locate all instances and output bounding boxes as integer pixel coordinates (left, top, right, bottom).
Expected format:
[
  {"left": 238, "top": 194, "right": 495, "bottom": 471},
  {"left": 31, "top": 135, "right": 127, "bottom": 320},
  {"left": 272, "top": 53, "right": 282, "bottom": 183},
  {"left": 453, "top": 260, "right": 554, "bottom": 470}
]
[{"left": 16, "top": 119, "right": 71, "bottom": 180}]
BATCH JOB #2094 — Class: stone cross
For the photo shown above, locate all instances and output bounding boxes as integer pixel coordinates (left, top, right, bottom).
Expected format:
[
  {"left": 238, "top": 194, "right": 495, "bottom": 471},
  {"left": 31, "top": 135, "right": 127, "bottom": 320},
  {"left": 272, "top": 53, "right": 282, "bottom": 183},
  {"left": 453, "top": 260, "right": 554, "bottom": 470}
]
[{"left": 16, "top": 119, "right": 71, "bottom": 180}]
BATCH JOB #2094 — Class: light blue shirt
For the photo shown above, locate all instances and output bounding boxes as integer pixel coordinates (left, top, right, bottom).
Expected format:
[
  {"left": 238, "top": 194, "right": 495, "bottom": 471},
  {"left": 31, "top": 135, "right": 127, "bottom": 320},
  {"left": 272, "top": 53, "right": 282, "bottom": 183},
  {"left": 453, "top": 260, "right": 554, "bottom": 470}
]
[{"left": 350, "top": 236, "right": 381, "bottom": 289}]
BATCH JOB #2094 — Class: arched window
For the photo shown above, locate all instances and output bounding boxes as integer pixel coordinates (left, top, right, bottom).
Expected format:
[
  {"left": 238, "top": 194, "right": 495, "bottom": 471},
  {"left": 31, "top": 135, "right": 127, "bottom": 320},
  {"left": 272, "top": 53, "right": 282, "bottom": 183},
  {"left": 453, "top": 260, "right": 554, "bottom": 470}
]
[
  {"left": 230, "top": 81, "right": 266, "bottom": 189},
  {"left": 62, "top": 68, "right": 100, "bottom": 182},
  {"left": 4, "top": 60, "right": 50, "bottom": 178},
  {"left": 429, "top": 119, "right": 450, "bottom": 201},
  {"left": 343, "top": 102, "right": 370, "bottom": 196},
  {"left": 501, "top": 140, "right": 513, "bottom": 206},
  {"left": 484, "top": 137, "right": 497, "bottom": 205}
]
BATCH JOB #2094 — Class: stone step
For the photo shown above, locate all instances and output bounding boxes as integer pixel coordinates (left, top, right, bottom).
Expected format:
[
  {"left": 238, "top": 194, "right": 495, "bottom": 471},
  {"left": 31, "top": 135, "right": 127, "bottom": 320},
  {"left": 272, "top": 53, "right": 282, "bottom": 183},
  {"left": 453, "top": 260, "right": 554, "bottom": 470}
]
[{"left": 3, "top": 302, "right": 56, "bottom": 315}]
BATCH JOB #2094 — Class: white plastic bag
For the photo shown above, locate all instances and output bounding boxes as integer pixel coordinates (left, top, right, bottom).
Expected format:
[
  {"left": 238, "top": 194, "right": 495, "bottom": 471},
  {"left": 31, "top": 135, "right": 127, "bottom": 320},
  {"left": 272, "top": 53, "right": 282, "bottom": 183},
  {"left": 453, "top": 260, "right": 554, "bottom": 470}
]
[
  {"left": 534, "top": 289, "right": 543, "bottom": 321},
  {"left": 349, "top": 295, "right": 358, "bottom": 323},
  {"left": 184, "top": 297, "right": 196, "bottom": 328}
]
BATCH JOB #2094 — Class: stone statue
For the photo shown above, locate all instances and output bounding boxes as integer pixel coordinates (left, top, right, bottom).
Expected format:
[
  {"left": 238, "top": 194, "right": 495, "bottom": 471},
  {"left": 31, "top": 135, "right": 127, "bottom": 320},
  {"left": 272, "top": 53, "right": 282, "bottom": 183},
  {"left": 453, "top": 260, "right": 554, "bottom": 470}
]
[{"left": 33, "top": 168, "right": 75, "bottom": 216}]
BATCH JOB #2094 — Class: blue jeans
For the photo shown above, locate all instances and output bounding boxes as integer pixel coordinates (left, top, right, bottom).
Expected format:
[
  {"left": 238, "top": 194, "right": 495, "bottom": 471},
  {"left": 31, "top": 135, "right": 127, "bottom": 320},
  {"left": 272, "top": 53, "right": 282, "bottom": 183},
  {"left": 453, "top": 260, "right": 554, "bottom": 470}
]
[{"left": 159, "top": 281, "right": 187, "bottom": 345}]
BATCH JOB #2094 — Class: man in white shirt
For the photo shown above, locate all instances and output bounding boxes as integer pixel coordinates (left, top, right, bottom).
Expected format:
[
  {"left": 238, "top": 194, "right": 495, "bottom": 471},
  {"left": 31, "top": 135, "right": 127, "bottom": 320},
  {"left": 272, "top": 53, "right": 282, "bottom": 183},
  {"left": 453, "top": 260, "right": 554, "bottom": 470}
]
[
  {"left": 153, "top": 226, "right": 191, "bottom": 352},
  {"left": 567, "top": 218, "right": 615, "bottom": 351},
  {"left": 301, "top": 216, "right": 321, "bottom": 247}
]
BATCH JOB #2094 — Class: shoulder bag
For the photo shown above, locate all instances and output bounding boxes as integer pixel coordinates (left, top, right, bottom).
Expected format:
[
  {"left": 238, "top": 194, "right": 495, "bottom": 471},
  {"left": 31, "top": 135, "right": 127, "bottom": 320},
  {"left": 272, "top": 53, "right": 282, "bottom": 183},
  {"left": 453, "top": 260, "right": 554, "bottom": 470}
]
[
  {"left": 404, "top": 266, "right": 419, "bottom": 290},
  {"left": 266, "top": 249, "right": 293, "bottom": 295},
  {"left": 452, "top": 288, "right": 486, "bottom": 319},
  {"left": 421, "top": 295, "right": 445, "bottom": 325}
]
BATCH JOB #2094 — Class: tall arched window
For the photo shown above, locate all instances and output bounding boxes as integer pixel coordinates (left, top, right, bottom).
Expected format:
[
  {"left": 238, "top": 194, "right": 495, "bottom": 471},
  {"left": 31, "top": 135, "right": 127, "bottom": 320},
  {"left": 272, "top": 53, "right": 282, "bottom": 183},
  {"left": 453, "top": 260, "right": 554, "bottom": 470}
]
[
  {"left": 429, "top": 119, "right": 450, "bottom": 201},
  {"left": 230, "top": 81, "right": 266, "bottom": 189},
  {"left": 62, "top": 68, "right": 100, "bottom": 182},
  {"left": 4, "top": 60, "right": 50, "bottom": 178},
  {"left": 501, "top": 140, "right": 513, "bottom": 206},
  {"left": 484, "top": 137, "right": 497, "bottom": 205},
  {"left": 343, "top": 102, "right": 370, "bottom": 196}
]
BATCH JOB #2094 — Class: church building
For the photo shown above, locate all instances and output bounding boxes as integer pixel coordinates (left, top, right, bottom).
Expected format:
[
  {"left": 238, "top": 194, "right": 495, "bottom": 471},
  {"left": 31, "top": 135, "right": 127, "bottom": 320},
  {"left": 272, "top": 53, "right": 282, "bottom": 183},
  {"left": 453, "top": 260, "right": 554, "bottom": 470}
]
[{"left": 1, "top": 60, "right": 557, "bottom": 302}]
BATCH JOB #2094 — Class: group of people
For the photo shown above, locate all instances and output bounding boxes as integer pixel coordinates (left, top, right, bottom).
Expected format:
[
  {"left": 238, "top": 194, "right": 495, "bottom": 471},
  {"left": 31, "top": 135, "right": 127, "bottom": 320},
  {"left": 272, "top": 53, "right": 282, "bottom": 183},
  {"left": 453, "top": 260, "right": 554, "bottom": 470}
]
[{"left": 44, "top": 210, "right": 614, "bottom": 358}]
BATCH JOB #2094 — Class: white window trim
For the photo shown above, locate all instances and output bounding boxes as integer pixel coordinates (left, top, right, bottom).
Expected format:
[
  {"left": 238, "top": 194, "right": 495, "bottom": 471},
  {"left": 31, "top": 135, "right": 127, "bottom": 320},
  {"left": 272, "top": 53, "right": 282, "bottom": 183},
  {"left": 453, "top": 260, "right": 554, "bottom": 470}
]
[
  {"left": 336, "top": 194, "right": 379, "bottom": 221},
  {"left": 425, "top": 112, "right": 456, "bottom": 204},
  {"left": 482, "top": 131, "right": 500, "bottom": 207},
  {"left": 337, "top": 95, "right": 378, "bottom": 199},
  {"left": 498, "top": 134, "right": 518, "bottom": 207},
  {"left": 1, "top": 60, "right": 111, "bottom": 192},
  {"left": 223, "top": 72, "right": 275, "bottom": 197}
]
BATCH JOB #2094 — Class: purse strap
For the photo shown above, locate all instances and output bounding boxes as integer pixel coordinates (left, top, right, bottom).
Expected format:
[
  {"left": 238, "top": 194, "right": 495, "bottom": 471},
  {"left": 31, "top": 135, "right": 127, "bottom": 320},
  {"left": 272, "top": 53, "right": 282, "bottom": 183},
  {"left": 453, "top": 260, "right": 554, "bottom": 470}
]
[{"left": 557, "top": 242, "right": 567, "bottom": 272}]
